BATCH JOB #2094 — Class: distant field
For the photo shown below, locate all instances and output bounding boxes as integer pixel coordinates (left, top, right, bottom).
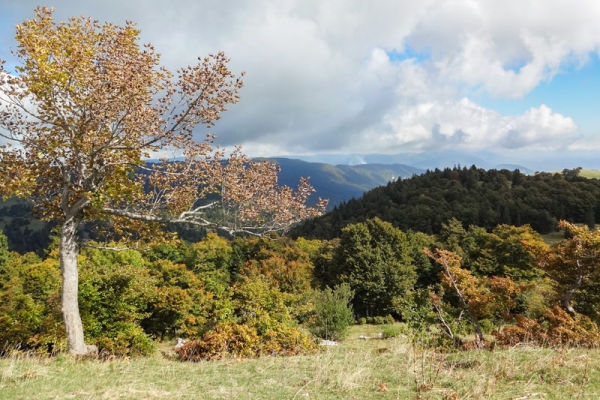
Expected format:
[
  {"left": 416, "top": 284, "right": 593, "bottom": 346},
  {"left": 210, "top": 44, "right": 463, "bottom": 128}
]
[
  {"left": 540, "top": 229, "right": 565, "bottom": 245},
  {"left": 580, "top": 169, "right": 600, "bottom": 179},
  {"left": 1, "top": 324, "right": 599, "bottom": 399}
]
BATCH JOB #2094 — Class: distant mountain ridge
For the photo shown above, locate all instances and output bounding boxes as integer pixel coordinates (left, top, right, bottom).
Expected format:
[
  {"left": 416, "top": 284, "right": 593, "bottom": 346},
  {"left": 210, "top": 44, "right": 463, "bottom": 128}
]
[
  {"left": 282, "top": 149, "right": 600, "bottom": 172},
  {"left": 261, "top": 158, "right": 424, "bottom": 209}
]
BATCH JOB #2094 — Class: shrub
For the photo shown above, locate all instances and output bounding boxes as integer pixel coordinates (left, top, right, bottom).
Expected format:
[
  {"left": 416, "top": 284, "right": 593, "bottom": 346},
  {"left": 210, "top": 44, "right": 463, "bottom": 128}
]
[
  {"left": 235, "top": 236, "right": 314, "bottom": 295},
  {"left": 78, "top": 248, "right": 157, "bottom": 355},
  {"left": 142, "top": 259, "right": 209, "bottom": 339},
  {"left": 175, "top": 322, "right": 317, "bottom": 361},
  {"left": 0, "top": 254, "right": 64, "bottom": 353},
  {"left": 260, "top": 325, "right": 318, "bottom": 357},
  {"left": 494, "top": 306, "right": 600, "bottom": 348},
  {"left": 381, "top": 325, "right": 401, "bottom": 339},
  {"left": 308, "top": 283, "right": 354, "bottom": 341},
  {"left": 95, "top": 323, "right": 156, "bottom": 356},
  {"left": 479, "top": 319, "right": 495, "bottom": 335},
  {"left": 357, "top": 317, "right": 367, "bottom": 325},
  {"left": 176, "top": 322, "right": 260, "bottom": 361}
]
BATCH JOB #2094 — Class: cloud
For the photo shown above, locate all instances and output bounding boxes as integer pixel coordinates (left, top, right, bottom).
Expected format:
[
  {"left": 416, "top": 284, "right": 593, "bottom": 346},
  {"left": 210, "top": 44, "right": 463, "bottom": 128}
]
[
  {"left": 1, "top": 0, "right": 598, "bottom": 158},
  {"left": 378, "top": 99, "right": 577, "bottom": 152}
]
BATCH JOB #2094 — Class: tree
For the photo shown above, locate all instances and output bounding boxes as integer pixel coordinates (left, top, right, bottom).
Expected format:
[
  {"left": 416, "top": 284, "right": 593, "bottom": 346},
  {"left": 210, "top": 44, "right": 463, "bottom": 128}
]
[
  {"left": 309, "top": 283, "right": 354, "bottom": 341},
  {"left": 535, "top": 221, "right": 600, "bottom": 318},
  {"left": 425, "top": 249, "right": 485, "bottom": 342},
  {"left": 333, "top": 218, "right": 415, "bottom": 317},
  {"left": 0, "top": 7, "right": 325, "bottom": 355}
]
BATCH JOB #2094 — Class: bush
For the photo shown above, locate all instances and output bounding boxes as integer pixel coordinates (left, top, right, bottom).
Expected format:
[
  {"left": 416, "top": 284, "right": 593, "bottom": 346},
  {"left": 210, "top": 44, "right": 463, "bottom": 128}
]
[
  {"left": 78, "top": 248, "right": 159, "bottom": 355},
  {"left": 0, "top": 254, "right": 64, "bottom": 353},
  {"left": 142, "top": 259, "right": 209, "bottom": 339},
  {"left": 175, "top": 322, "right": 317, "bottom": 361},
  {"left": 494, "top": 306, "right": 600, "bottom": 348},
  {"left": 357, "top": 317, "right": 367, "bottom": 325},
  {"left": 308, "top": 283, "right": 354, "bottom": 341},
  {"left": 479, "top": 319, "right": 495, "bottom": 335},
  {"left": 381, "top": 325, "right": 401, "bottom": 339},
  {"left": 95, "top": 323, "right": 156, "bottom": 356}
]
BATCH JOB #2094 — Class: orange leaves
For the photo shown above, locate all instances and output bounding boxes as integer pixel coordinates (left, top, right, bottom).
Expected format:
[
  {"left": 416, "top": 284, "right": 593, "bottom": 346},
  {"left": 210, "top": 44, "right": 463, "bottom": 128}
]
[
  {"left": 426, "top": 248, "right": 524, "bottom": 322},
  {"left": 494, "top": 306, "right": 600, "bottom": 347},
  {"left": 175, "top": 322, "right": 318, "bottom": 361},
  {"left": 532, "top": 220, "right": 600, "bottom": 316}
]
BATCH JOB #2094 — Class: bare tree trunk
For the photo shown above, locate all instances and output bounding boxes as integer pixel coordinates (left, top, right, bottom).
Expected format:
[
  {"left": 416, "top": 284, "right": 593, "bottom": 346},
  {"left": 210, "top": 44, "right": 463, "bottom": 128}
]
[
  {"left": 441, "top": 260, "right": 485, "bottom": 343},
  {"left": 563, "top": 272, "right": 583, "bottom": 318},
  {"left": 60, "top": 216, "right": 87, "bottom": 355}
]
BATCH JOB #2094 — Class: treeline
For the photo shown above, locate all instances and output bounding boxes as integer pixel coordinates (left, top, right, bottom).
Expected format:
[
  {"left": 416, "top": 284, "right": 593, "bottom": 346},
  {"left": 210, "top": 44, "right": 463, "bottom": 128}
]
[
  {"left": 291, "top": 166, "right": 600, "bottom": 239},
  {"left": 0, "top": 197, "right": 209, "bottom": 256},
  {"left": 3, "top": 216, "right": 600, "bottom": 357},
  {"left": 0, "top": 201, "right": 54, "bottom": 254}
]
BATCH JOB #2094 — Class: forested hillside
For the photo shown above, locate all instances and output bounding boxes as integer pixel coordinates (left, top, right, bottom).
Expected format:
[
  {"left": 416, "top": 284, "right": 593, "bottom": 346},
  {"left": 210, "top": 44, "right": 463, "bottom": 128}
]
[{"left": 291, "top": 166, "right": 600, "bottom": 239}]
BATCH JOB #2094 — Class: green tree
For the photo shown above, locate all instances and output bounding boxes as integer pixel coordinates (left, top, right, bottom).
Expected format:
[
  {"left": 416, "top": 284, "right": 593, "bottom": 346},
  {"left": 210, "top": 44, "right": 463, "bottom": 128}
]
[
  {"left": 333, "top": 218, "right": 416, "bottom": 317},
  {"left": 309, "top": 283, "right": 354, "bottom": 341}
]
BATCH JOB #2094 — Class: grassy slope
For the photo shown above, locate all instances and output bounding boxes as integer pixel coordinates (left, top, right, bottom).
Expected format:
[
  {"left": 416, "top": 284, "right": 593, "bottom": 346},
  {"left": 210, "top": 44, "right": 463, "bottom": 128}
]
[
  {"left": 580, "top": 169, "right": 600, "bottom": 179},
  {"left": 1, "top": 325, "right": 598, "bottom": 399}
]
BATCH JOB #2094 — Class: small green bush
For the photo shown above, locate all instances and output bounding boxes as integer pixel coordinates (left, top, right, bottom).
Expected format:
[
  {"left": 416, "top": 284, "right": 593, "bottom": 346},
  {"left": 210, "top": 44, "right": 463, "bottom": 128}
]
[
  {"left": 381, "top": 325, "right": 401, "bottom": 339},
  {"left": 357, "top": 317, "right": 367, "bottom": 325},
  {"left": 385, "top": 314, "right": 395, "bottom": 324},
  {"left": 95, "top": 323, "right": 156, "bottom": 357},
  {"left": 479, "top": 319, "right": 495, "bottom": 335},
  {"left": 372, "top": 316, "right": 386, "bottom": 325},
  {"left": 309, "top": 283, "right": 354, "bottom": 341}
]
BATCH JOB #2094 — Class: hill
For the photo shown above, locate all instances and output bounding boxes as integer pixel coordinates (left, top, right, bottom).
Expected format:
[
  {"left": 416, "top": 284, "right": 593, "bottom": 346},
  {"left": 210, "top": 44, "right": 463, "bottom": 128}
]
[
  {"left": 263, "top": 158, "right": 424, "bottom": 209},
  {"left": 290, "top": 166, "right": 600, "bottom": 239}
]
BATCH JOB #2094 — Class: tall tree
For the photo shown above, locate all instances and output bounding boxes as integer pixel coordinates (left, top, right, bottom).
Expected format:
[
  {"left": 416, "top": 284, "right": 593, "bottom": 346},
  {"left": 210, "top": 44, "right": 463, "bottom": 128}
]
[
  {"left": 0, "top": 7, "right": 325, "bottom": 355},
  {"left": 333, "top": 218, "right": 415, "bottom": 317},
  {"left": 535, "top": 221, "right": 600, "bottom": 318}
]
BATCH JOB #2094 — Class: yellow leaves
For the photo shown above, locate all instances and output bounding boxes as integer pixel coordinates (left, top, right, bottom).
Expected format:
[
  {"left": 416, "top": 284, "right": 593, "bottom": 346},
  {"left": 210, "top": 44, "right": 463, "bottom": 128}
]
[{"left": 2, "top": 7, "right": 318, "bottom": 239}]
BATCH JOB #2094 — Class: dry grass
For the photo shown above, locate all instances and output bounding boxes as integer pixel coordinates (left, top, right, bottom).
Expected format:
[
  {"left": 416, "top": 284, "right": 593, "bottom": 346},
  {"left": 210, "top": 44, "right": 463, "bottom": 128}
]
[
  {"left": 1, "top": 325, "right": 599, "bottom": 399},
  {"left": 579, "top": 170, "right": 600, "bottom": 179}
]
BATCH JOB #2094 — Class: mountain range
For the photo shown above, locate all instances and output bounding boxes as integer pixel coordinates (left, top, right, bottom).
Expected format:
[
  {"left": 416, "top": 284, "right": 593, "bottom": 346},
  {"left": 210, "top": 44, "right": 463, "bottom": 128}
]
[
  {"left": 280, "top": 149, "right": 596, "bottom": 173},
  {"left": 264, "top": 158, "right": 424, "bottom": 209},
  {"left": 266, "top": 157, "right": 538, "bottom": 209}
]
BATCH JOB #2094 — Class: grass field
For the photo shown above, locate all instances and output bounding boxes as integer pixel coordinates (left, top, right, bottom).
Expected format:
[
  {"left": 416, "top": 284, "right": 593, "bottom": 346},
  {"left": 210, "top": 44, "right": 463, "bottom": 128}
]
[
  {"left": 579, "top": 170, "right": 600, "bottom": 179},
  {"left": 540, "top": 229, "right": 566, "bottom": 246},
  {"left": 1, "top": 325, "right": 599, "bottom": 399}
]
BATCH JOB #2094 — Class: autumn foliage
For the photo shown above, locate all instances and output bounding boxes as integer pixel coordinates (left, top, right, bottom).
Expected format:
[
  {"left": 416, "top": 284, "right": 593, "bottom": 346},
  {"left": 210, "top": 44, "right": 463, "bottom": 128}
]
[
  {"left": 494, "top": 306, "right": 600, "bottom": 348},
  {"left": 0, "top": 7, "right": 325, "bottom": 355}
]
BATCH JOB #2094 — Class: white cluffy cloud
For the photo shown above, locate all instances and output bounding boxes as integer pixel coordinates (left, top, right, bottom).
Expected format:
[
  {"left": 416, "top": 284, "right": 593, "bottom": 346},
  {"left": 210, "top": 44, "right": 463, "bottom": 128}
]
[
  {"left": 379, "top": 99, "right": 577, "bottom": 152},
  {"left": 1, "top": 0, "right": 599, "bottom": 157}
]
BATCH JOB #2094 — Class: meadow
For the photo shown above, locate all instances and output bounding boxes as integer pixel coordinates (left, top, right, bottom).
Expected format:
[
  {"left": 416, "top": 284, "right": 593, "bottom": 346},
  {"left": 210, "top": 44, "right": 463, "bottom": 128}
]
[{"left": 1, "top": 325, "right": 598, "bottom": 400}]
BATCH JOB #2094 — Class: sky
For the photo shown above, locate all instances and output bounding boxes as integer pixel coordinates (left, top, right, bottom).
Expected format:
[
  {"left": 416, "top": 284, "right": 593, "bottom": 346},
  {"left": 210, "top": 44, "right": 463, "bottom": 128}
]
[{"left": 2, "top": 0, "right": 600, "bottom": 170}]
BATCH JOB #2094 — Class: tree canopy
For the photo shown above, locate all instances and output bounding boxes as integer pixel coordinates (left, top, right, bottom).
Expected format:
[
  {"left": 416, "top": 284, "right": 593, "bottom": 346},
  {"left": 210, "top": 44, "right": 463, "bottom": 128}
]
[{"left": 291, "top": 166, "right": 600, "bottom": 239}]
